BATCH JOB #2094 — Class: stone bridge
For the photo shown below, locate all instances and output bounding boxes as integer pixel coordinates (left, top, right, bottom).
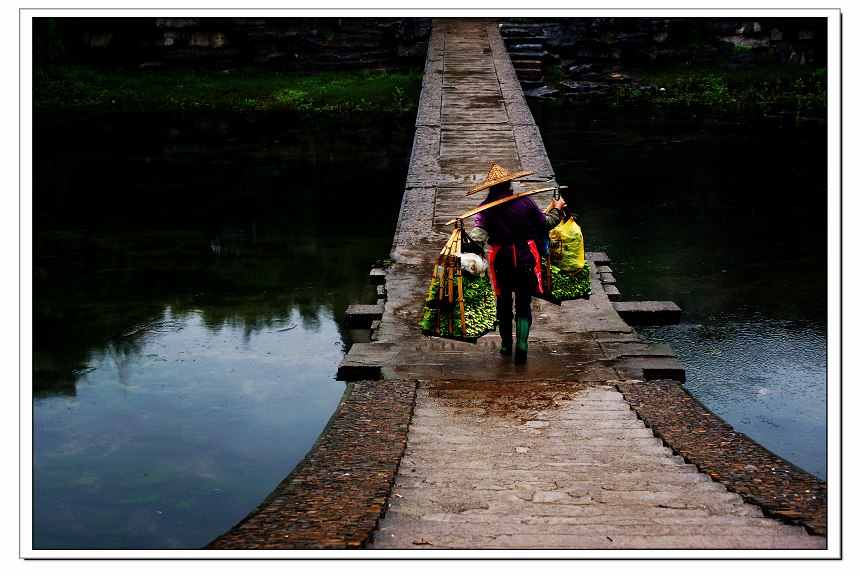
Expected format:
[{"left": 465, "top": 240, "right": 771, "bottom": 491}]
[{"left": 206, "top": 18, "right": 827, "bottom": 554}]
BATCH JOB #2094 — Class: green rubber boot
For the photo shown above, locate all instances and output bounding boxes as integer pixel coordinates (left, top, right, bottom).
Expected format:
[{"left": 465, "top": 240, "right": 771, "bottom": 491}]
[
  {"left": 499, "top": 319, "right": 513, "bottom": 356},
  {"left": 515, "top": 318, "right": 531, "bottom": 364}
]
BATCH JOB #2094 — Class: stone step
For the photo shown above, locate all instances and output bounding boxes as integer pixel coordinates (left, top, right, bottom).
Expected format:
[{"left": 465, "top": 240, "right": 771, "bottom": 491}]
[
  {"left": 369, "top": 265, "right": 387, "bottom": 285},
  {"left": 599, "top": 270, "right": 617, "bottom": 284},
  {"left": 393, "top": 476, "right": 721, "bottom": 492},
  {"left": 343, "top": 303, "right": 384, "bottom": 328},
  {"left": 604, "top": 283, "right": 621, "bottom": 301},
  {"left": 614, "top": 354, "right": 687, "bottom": 382},
  {"left": 373, "top": 512, "right": 810, "bottom": 536},
  {"left": 514, "top": 70, "right": 544, "bottom": 81},
  {"left": 385, "top": 486, "right": 743, "bottom": 509},
  {"left": 502, "top": 32, "right": 546, "bottom": 41},
  {"left": 413, "top": 383, "right": 620, "bottom": 398},
  {"left": 402, "top": 440, "right": 671, "bottom": 458},
  {"left": 514, "top": 68, "right": 544, "bottom": 80},
  {"left": 411, "top": 404, "right": 642, "bottom": 418},
  {"left": 393, "top": 465, "right": 711, "bottom": 485},
  {"left": 370, "top": 520, "right": 822, "bottom": 549},
  {"left": 513, "top": 64, "right": 543, "bottom": 74},
  {"left": 409, "top": 414, "right": 652, "bottom": 428},
  {"left": 405, "top": 429, "right": 664, "bottom": 442},
  {"left": 396, "top": 453, "right": 693, "bottom": 470},
  {"left": 508, "top": 43, "right": 543, "bottom": 51},
  {"left": 499, "top": 26, "right": 545, "bottom": 37},
  {"left": 586, "top": 251, "right": 611, "bottom": 265},
  {"left": 389, "top": 477, "right": 733, "bottom": 496},
  {"left": 518, "top": 79, "right": 546, "bottom": 89},
  {"left": 612, "top": 301, "right": 682, "bottom": 325},
  {"left": 512, "top": 57, "right": 544, "bottom": 67},
  {"left": 382, "top": 496, "right": 761, "bottom": 519},
  {"left": 404, "top": 426, "right": 660, "bottom": 442},
  {"left": 509, "top": 51, "right": 549, "bottom": 60}
]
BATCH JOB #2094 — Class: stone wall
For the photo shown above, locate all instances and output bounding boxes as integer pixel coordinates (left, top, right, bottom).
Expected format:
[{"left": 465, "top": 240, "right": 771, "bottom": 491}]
[
  {"left": 56, "top": 17, "right": 432, "bottom": 72},
  {"left": 498, "top": 17, "right": 827, "bottom": 97},
  {"left": 507, "top": 16, "right": 827, "bottom": 68},
  {"left": 52, "top": 16, "right": 826, "bottom": 73}
]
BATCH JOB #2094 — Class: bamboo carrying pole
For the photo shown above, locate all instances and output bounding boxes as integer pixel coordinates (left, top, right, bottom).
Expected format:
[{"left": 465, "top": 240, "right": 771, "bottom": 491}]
[
  {"left": 450, "top": 229, "right": 459, "bottom": 334},
  {"left": 427, "top": 225, "right": 471, "bottom": 339},
  {"left": 432, "top": 226, "right": 458, "bottom": 336},
  {"left": 445, "top": 185, "right": 567, "bottom": 225},
  {"left": 455, "top": 230, "right": 467, "bottom": 336},
  {"left": 433, "top": 229, "right": 457, "bottom": 334}
]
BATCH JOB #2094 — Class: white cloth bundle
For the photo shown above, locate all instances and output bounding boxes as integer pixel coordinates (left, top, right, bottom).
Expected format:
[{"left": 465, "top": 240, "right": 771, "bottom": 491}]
[{"left": 460, "top": 252, "right": 489, "bottom": 277}]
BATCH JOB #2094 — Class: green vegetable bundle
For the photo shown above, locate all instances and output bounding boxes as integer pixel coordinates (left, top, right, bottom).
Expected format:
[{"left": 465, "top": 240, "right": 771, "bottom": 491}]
[
  {"left": 537, "top": 259, "right": 592, "bottom": 303},
  {"left": 421, "top": 273, "right": 496, "bottom": 341}
]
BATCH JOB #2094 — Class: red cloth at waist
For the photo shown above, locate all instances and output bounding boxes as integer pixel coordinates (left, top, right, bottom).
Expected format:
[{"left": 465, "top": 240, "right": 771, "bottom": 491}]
[{"left": 487, "top": 240, "right": 543, "bottom": 296}]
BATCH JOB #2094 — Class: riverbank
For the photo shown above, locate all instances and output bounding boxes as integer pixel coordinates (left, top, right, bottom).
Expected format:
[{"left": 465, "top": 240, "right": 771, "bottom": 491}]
[
  {"left": 33, "top": 61, "right": 825, "bottom": 120},
  {"left": 33, "top": 66, "right": 424, "bottom": 119},
  {"left": 539, "top": 61, "right": 827, "bottom": 118}
]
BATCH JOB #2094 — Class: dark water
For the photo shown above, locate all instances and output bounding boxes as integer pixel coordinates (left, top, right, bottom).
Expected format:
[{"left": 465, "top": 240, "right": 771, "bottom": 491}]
[
  {"left": 30, "top": 112, "right": 413, "bottom": 549},
  {"left": 30, "top": 102, "right": 829, "bottom": 551},
  {"left": 531, "top": 101, "right": 829, "bottom": 481}
]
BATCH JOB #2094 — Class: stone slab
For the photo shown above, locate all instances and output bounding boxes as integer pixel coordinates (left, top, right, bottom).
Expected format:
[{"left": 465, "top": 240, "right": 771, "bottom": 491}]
[
  {"left": 343, "top": 304, "right": 384, "bottom": 328},
  {"left": 370, "top": 382, "right": 824, "bottom": 550},
  {"left": 604, "top": 283, "right": 621, "bottom": 301},
  {"left": 612, "top": 300, "right": 682, "bottom": 325},
  {"left": 599, "top": 271, "right": 617, "bottom": 285},
  {"left": 586, "top": 251, "right": 611, "bottom": 265},
  {"left": 369, "top": 266, "right": 387, "bottom": 285}
]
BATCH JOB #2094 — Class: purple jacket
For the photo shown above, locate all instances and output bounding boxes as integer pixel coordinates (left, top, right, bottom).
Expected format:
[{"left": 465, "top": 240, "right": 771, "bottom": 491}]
[{"left": 474, "top": 190, "right": 548, "bottom": 247}]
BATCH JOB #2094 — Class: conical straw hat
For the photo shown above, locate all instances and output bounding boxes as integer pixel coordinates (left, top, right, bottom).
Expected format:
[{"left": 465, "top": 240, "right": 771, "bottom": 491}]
[{"left": 466, "top": 162, "right": 535, "bottom": 195}]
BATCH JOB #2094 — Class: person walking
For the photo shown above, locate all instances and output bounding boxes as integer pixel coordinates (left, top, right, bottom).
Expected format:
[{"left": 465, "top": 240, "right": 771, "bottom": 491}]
[{"left": 468, "top": 163, "right": 566, "bottom": 363}]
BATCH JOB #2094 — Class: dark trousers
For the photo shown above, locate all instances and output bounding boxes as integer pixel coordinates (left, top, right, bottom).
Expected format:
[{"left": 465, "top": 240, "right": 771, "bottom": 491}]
[{"left": 492, "top": 244, "right": 538, "bottom": 326}]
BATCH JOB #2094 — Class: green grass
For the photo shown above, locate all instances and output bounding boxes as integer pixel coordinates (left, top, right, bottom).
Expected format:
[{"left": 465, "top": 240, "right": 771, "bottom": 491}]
[
  {"left": 33, "top": 66, "right": 424, "bottom": 118},
  {"left": 610, "top": 63, "right": 827, "bottom": 115},
  {"left": 34, "top": 58, "right": 825, "bottom": 120}
]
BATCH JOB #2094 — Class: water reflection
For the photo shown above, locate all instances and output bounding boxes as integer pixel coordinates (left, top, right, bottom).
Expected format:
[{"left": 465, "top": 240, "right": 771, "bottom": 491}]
[
  {"left": 31, "top": 112, "right": 414, "bottom": 548},
  {"left": 210, "top": 222, "right": 257, "bottom": 257},
  {"left": 531, "top": 101, "right": 828, "bottom": 480},
  {"left": 34, "top": 307, "right": 349, "bottom": 549},
  {"left": 638, "top": 318, "right": 826, "bottom": 478},
  {"left": 33, "top": 112, "right": 412, "bottom": 397}
]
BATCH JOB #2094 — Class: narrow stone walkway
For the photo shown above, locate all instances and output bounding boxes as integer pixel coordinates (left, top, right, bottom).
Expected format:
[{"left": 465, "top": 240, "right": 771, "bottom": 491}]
[
  {"left": 360, "top": 18, "right": 826, "bottom": 551},
  {"left": 368, "top": 383, "right": 822, "bottom": 549}
]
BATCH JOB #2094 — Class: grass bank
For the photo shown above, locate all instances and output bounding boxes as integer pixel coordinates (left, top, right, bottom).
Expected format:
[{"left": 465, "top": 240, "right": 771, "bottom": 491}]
[
  {"left": 602, "top": 63, "right": 826, "bottom": 117},
  {"left": 33, "top": 60, "right": 826, "bottom": 120},
  {"left": 33, "top": 66, "right": 424, "bottom": 119}
]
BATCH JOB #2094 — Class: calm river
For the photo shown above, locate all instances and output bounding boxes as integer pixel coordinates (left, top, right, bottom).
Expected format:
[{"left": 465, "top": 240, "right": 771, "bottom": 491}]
[
  {"left": 31, "top": 112, "right": 413, "bottom": 549},
  {"left": 30, "top": 102, "right": 828, "bottom": 550},
  {"left": 531, "top": 100, "right": 829, "bottom": 483}
]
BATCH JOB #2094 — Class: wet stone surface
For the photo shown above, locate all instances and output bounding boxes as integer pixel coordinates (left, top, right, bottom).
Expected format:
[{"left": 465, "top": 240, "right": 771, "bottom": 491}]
[
  {"left": 207, "top": 376, "right": 827, "bottom": 550},
  {"left": 616, "top": 379, "right": 827, "bottom": 537}
]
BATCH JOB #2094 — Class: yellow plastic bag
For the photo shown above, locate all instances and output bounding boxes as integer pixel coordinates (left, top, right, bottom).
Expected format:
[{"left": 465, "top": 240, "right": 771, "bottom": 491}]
[{"left": 549, "top": 214, "right": 585, "bottom": 274}]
